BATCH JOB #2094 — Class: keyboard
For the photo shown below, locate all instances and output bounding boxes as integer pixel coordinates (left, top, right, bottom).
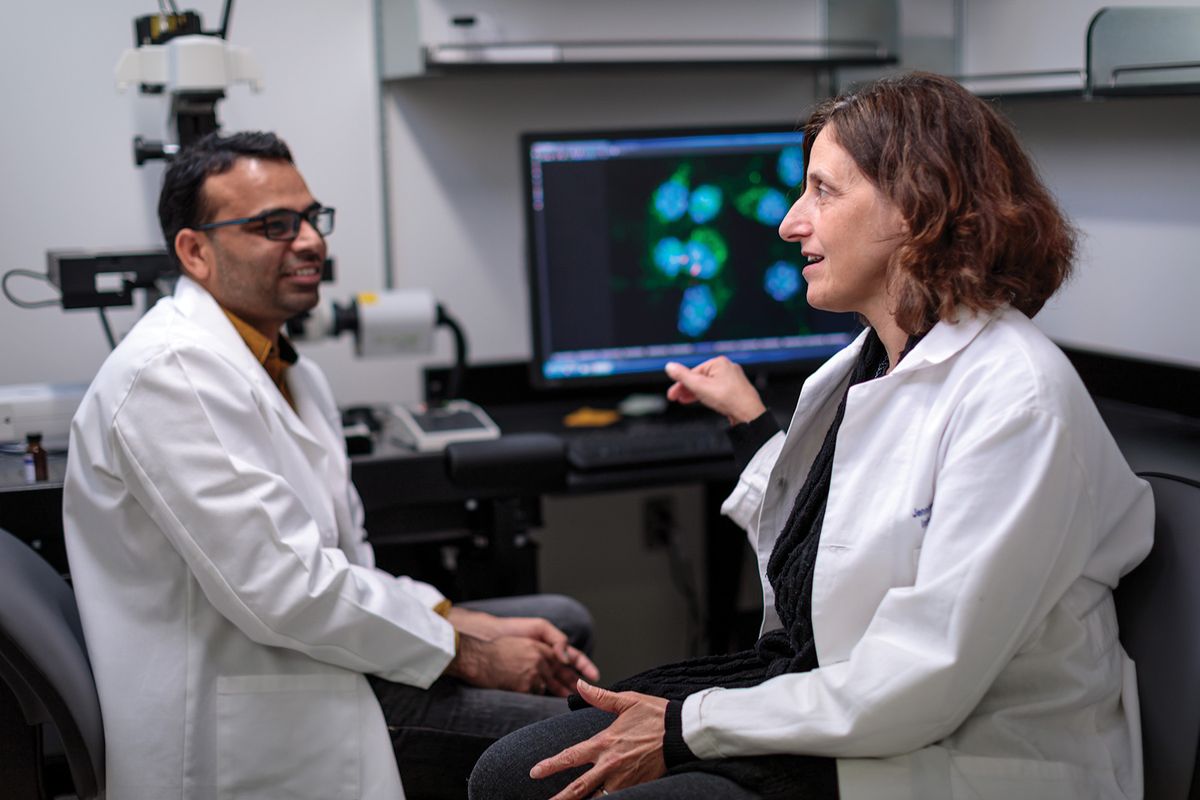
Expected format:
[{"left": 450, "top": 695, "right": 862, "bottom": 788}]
[{"left": 564, "top": 419, "right": 734, "bottom": 471}]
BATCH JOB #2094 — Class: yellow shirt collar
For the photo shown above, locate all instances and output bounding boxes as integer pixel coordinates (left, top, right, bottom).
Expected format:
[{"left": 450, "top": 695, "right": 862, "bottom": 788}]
[{"left": 221, "top": 309, "right": 298, "bottom": 411}]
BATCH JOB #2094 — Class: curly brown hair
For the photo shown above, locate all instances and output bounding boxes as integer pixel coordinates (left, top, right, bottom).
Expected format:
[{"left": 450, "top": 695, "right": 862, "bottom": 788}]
[{"left": 803, "top": 71, "right": 1076, "bottom": 334}]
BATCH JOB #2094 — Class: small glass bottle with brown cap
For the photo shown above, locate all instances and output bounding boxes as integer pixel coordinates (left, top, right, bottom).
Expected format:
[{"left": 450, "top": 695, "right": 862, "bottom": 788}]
[{"left": 23, "top": 432, "right": 48, "bottom": 483}]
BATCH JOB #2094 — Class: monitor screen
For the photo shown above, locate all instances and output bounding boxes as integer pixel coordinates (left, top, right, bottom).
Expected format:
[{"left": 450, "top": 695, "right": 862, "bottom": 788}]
[{"left": 522, "top": 124, "right": 861, "bottom": 387}]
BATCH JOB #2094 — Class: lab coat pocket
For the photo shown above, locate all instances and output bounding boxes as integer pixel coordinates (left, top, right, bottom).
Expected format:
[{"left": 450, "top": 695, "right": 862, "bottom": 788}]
[{"left": 216, "top": 673, "right": 360, "bottom": 800}]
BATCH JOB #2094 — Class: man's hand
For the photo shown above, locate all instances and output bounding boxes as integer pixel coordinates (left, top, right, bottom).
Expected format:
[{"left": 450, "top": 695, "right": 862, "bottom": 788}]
[
  {"left": 444, "top": 633, "right": 582, "bottom": 696},
  {"left": 446, "top": 606, "right": 600, "bottom": 690},
  {"left": 530, "top": 680, "right": 669, "bottom": 799},
  {"left": 444, "top": 608, "right": 599, "bottom": 694},
  {"left": 665, "top": 357, "right": 766, "bottom": 425}
]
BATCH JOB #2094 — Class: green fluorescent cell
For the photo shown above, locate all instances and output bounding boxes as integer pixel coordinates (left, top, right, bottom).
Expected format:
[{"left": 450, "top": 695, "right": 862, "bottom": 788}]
[
  {"left": 688, "top": 184, "right": 723, "bottom": 224},
  {"left": 688, "top": 227, "right": 728, "bottom": 270},
  {"left": 653, "top": 237, "right": 688, "bottom": 277},
  {"left": 735, "top": 186, "right": 789, "bottom": 226}
]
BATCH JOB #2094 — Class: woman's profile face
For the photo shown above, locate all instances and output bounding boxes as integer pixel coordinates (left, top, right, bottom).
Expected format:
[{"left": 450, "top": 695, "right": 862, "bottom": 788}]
[{"left": 779, "top": 129, "right": 906, "bottom": 324}]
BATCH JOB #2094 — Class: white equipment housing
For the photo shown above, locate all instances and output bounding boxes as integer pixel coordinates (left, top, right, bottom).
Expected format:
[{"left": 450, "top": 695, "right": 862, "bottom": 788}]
[
  {"left": 389, "top": 400, "right": 500, "bottom": 452},
  {"left": 0, "top": 383, "right": 89, "bottom": 449},
  {"left": 115, "top": 34, "right": 262, "bottom": 94},
  {"left": 355, "top": 290, "right": 437, "bottom": 358}
]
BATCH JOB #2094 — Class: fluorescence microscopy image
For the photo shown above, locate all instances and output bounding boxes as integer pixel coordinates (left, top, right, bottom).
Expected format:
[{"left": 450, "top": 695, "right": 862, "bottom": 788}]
[
  {"left": 531, "top": 129, "right": 864, "bottom": 375},
  {"left": 600, "top": 145, "right": 841, "bottom": 346}
]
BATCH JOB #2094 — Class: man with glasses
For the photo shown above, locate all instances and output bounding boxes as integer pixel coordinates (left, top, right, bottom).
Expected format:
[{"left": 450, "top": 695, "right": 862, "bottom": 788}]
[{"left": 63, "top": 131, "right": 597, "bottom": 800}]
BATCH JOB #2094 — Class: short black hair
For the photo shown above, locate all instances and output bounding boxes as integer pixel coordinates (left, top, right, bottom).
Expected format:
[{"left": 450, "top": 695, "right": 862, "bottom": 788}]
[{"left": 157, "top": 131, "right": 294, "bottom": 268}]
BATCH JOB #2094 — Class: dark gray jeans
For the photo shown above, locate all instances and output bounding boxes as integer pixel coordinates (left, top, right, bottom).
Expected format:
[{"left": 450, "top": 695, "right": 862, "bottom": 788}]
[
  {"left": 468, "top": 706, "right": 758, "bottom": 799},
  {"left": 370, "top": 594, "right": 594, "bottom": 800}
]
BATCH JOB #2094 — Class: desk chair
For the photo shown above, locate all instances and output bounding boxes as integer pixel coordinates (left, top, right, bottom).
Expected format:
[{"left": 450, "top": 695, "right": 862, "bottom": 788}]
[
  {"left": 1115, "top": 473, "right": 1200, "bottom": 800},
  {"left": 0, "top": 527, "right": 104, "bottom": 799}
]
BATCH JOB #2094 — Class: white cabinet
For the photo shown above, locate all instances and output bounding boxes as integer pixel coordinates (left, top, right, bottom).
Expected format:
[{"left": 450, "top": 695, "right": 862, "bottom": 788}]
[{"left": 377, "top": 0, "right": 899, "bottom": 79}]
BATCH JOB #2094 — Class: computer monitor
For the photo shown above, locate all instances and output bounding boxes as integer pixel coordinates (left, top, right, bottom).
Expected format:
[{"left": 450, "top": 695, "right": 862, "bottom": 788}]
[{"left": 522, "top": 124, "right": 861, "bottom": 388}]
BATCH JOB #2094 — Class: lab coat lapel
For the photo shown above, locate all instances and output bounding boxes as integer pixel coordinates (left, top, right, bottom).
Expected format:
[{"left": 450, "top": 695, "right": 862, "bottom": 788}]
[
  {"left": 263, "top": 373, "right": 327, "bottom": 457},
  {"left": 288, "top": 364, "right": 361, "bottom": 553},
  {"left": 289, "top": 366, "right": 345, "bottom": 481},
  {"left": 889, "top": 307, "right": 996, "bottom": 375},
  {"left": 172, "top": 276, "right": 326, "bottom": 456},
  {"left": 770, "top": 329, "right": 867, "bottom": 476},
  {"left": 787, "top": 329, "right": 869, "bottom": 429},
  {"left": 776, "top": 308, "right": 994, "bottom": 454},
  {"left": 752, "top": 331, "right": 865, "bottom": 597}
]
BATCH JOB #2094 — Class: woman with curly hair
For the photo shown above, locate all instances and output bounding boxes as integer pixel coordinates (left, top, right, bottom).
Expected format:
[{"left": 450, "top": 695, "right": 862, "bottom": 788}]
[{"left": 470, "top": 72, "right": 1152, "bottom": 800}]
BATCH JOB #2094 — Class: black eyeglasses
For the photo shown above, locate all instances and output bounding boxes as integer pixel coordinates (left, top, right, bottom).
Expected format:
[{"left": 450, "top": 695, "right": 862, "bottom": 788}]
[{"left": 195, "top": 205, "right": 335, "bottom": 241}]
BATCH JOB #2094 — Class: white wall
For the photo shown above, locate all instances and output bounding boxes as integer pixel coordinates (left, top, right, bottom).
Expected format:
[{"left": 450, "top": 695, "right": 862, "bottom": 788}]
[
  {"left": 0, "top": 1, "right": 416, "bottom": 404},
  {"left": 1008, "top": 96, "right": 1200, "bottom": 368}
]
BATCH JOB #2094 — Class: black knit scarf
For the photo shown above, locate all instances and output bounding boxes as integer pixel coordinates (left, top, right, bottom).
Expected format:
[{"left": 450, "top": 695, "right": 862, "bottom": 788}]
[{"left": 577, "top": 331, "right": 891, "bottom": 799}]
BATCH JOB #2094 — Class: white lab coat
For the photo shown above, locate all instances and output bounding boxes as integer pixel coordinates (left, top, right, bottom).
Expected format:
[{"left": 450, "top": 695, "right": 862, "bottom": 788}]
[
  {"left": 683, "top": 307, "right": 1153, "bottom": 799},
  {"left": 63, "top": 276, "right": 456, "bottom": 800}
]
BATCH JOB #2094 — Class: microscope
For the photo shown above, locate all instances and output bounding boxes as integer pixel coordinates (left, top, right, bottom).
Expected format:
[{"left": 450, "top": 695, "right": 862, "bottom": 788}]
[{"left": 115, "top": 5, "right": 261, "bottom": 163}]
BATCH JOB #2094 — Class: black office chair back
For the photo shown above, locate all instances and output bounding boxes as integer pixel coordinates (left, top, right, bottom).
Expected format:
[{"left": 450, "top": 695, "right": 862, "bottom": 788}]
[
  {"left": 0, "top": 527, "right": 104, "bottom": 799},
  {"left": 1115, "top": 473, "right": 1200, "bottom": 800}
]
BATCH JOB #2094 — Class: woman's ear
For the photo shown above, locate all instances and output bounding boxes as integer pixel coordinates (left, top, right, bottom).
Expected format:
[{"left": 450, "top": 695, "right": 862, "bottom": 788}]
[
  {"left": 174, "top": 228, "right": 212, "bottom": 283},
  {"left": 889, "top": 200, "right": 911, "bottom": 238}
]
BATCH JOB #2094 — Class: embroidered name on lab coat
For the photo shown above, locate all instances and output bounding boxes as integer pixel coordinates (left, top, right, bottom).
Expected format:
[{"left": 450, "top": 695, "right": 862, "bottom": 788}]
[{"left": 912, "top": 504, "right": 932, "bottom": 529}]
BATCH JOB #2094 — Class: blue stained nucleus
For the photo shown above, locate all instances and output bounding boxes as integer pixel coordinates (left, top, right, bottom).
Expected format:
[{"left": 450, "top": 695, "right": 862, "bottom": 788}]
[
  {"left": 684, "top": 240, "right": 719, "bottom": 280},
  {"left": 653, "top": 237, "right": 689, "bottom": 277},
  {"left": 756, "top": 188, "right": 788, "bottom": 226},
  {"left": 764, "top": 260, "right": 802, "bottom": 302},
  {"left": 653, "top": 180, "right": 689, "bottom": 222},
  {"left": 688, "top": 184, "right": 723, "bottom": 224},
  {"left": 678, "top": 285, "right": 718, "bottom": 338},
  {"left": 777, "top": 146, "right": 804, "bottom": 187}
]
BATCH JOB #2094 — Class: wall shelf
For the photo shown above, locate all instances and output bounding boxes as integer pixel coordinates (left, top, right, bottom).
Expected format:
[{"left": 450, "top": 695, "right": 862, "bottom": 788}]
[
  {"left": 377, "top": 0, "right": 898, "bottom": 81},
  {"left": 958, "top": 69, "right": 1086, "bottom": 98},
  {"left": 421, "top": 38, "right": 895, "bottom": 74}
]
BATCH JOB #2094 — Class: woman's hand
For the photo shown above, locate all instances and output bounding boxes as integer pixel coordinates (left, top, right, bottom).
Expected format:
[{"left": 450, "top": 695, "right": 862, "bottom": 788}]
[
  {"left": 530, "top": 680, "right": 669, "bottom": 799},
  {"left": 665, "top": 357, "right": 766, "bottom": 425},
  {"left": 446, "top": 608, "right": 599, "bottom": 694}
]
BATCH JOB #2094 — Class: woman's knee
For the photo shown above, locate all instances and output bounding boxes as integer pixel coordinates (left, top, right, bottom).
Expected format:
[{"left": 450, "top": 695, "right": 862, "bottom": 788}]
[
  {"left": 467, "top": 733, "right": 527, "bottom": 800},
  {"left": 468, "top": 709, "right": 613, "bottom": 800}
]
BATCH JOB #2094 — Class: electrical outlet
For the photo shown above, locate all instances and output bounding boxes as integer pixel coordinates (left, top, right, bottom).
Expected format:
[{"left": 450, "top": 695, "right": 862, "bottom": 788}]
[{"left": 643, "top": 496, "right": 676, "bottom": 550}]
